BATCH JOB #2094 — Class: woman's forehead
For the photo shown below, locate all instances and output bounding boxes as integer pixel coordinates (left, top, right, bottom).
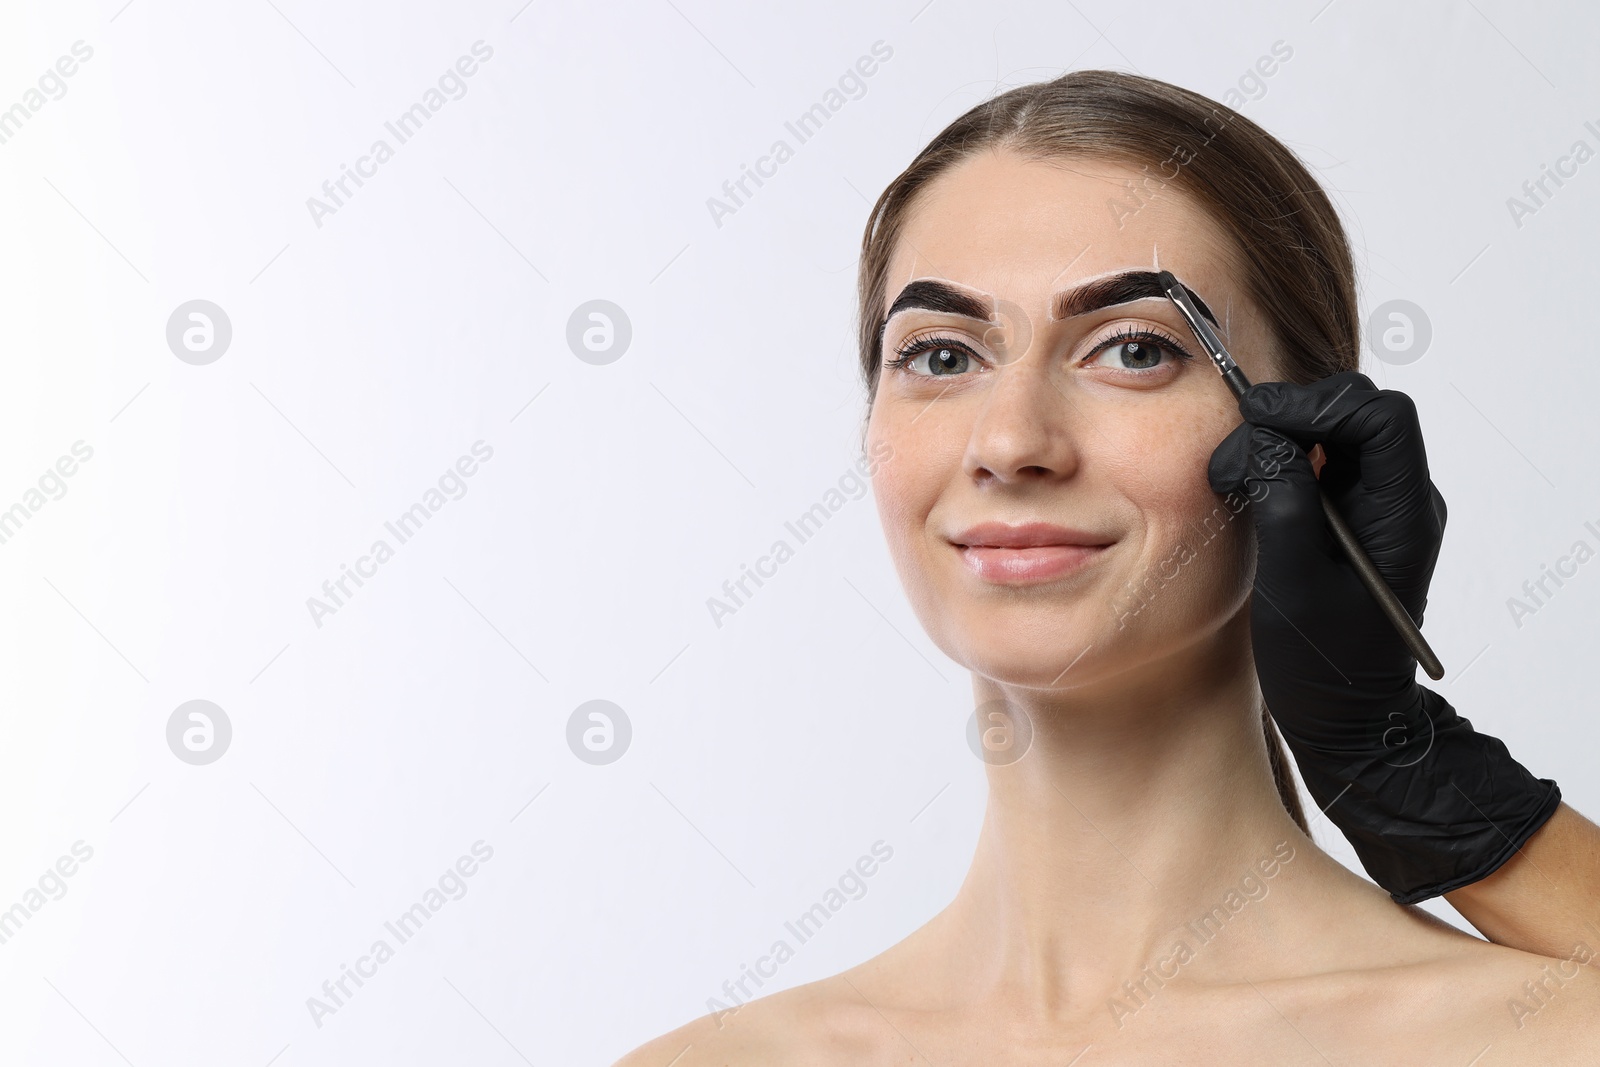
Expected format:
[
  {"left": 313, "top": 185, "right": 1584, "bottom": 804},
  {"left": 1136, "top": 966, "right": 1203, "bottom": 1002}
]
[{"left": 886, "top": 154, "right": 1243, "bottom": 312}]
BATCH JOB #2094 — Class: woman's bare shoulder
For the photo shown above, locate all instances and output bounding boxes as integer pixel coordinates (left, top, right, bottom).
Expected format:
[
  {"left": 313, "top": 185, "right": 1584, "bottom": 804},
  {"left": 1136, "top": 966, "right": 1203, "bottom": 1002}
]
[
  {"left": 1274, "top": 932, "right": 1600, "bottom": 1063},
  {"left": 609, "top": 974, "right": 892, "bottom": 1067},
  {"left": 1464, "top": 942, "right": 1600, "bottom": 1064}
]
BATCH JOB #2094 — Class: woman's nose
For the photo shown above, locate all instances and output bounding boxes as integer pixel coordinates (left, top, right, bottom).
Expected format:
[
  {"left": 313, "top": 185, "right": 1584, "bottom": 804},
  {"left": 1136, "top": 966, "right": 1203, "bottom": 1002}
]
[{"left": 961, "top": 356, "right": 1083, "bottom": 486}]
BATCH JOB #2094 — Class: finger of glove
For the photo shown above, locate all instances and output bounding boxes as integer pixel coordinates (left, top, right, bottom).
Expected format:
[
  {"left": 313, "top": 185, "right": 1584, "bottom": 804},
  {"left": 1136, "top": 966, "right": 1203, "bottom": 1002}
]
[
  {"left": 1238, "top": 373, "right": 1431, "bottom": 512},
  {"left": 1235, "top": 372, "right": 1380, "bottom": 448},
  {"left": 1241, "top": 425, "right": 1337, "bottom": 585},
  {"left": 1207, "top": 419, "right": 1254, "bottom": 497},
  {"left": 1404, "top": 482, "right": 1449, "bottom": 629}
]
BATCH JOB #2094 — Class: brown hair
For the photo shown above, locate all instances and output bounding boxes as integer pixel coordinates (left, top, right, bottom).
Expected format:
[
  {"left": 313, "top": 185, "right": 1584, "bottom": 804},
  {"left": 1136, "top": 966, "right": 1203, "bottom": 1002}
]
[{"left": 854, "top": 69, "right": 1364, "bottom": 834}]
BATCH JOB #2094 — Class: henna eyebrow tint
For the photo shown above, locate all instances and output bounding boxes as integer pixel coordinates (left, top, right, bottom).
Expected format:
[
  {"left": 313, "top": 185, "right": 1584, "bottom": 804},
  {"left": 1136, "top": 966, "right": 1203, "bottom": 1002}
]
[{"left": 879, "top": 269, "right": 1220, "bottom": 344}]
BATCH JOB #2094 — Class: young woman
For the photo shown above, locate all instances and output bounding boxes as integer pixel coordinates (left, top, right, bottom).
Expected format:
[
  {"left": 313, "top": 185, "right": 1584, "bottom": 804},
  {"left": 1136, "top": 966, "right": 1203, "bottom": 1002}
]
[{"left": 618, "top": 70, "right": 1600, "bottom": 1063}]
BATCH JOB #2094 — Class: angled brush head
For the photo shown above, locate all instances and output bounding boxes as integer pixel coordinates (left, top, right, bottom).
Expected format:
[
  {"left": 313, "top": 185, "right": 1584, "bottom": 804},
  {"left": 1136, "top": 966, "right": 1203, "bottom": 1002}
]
[{"left": 1155, "top": 270, "right": 1251, "bottom": 397}]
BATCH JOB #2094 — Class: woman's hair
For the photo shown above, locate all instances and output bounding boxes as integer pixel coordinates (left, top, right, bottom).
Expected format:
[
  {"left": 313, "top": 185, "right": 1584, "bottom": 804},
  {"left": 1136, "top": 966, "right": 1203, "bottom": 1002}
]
[{"left": 855, "top": 69, "right": 1365, "bottom": 834}]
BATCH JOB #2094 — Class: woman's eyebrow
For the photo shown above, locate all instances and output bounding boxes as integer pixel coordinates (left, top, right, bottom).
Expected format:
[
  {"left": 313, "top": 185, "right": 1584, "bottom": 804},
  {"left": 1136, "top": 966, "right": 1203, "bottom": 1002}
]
[
  {"left": 1052, "top": 270, "right": 1220, "bottom": 327},
  {"left": 879, "top": 279, "right": 994, "bottom": 340},
  {"left": 880, "top": 271, "right": 1219, "bottom": 340}
]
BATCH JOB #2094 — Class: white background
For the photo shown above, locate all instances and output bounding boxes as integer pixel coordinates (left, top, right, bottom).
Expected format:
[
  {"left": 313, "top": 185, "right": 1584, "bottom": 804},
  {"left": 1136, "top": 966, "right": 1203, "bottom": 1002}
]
[{"left": 2, "top": 1, "right": 1597, "bottom": 1063}]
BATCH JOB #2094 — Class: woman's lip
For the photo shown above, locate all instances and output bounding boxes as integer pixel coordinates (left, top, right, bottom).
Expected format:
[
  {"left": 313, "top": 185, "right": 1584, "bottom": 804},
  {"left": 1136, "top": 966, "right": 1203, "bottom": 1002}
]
[
  {"left": 951, "top": 521, "right": 1112, "bottom": 548},
  {"left": 956, "top": 542, "right": 1112, "bottom": 584}
]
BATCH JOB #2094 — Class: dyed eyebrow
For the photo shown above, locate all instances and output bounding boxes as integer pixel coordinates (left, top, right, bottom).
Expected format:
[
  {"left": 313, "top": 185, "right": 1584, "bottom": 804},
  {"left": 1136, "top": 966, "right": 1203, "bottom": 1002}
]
[
  {"left": 879, "top": 279, "right": 993, "bottom": 340},
  {"left": 879, "top": 270, "right": 1219, "bottom": 343},
  {"left": 1052, "top": 269, "right": 1219, "bottom": 328}
]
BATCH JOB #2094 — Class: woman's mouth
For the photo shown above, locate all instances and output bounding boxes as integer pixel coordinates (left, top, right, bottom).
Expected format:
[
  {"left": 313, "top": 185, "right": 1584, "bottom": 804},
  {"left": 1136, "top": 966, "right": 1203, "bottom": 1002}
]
[{"left": 949, "top": 522, "right": 1116, "bottom": 585}]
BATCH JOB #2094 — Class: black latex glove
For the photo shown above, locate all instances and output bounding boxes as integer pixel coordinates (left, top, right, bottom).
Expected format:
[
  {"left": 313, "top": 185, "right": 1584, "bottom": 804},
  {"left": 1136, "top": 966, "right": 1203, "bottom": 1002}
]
[{"left": 1208, "top": 370, "right": 1561, "bottom": 904}]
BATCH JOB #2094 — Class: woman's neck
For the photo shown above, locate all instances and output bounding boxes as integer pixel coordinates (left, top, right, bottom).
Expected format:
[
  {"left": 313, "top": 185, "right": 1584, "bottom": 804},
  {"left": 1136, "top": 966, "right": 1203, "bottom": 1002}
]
[{"left": 930, "top": 609, "right": 1332, "bottom": 1017}]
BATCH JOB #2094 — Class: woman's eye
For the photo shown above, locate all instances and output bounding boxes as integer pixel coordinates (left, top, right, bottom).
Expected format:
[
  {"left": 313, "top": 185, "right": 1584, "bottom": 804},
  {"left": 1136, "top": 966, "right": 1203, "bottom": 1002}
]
[
  {"left": 893, "top": 341, "right": 975, "bottom": 376},
  {"left": 1089, "top": 338, "right": 1180, "bottom": 372}
]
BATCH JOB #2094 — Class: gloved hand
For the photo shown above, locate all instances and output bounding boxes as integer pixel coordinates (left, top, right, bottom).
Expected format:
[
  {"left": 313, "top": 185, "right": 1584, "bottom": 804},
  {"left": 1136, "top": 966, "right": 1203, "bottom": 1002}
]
[{"left": 1208, "top": 370, "right": 1561, "bottom": 904}]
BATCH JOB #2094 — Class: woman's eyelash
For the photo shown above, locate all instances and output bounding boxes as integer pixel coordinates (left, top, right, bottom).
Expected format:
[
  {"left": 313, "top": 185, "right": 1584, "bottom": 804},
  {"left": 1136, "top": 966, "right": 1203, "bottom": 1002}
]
[
  {"left": 885, "top": 334, "right": 972, "bottom": 368},
  {"left": 884, "top": 324, "right": 1197, "bottom": 370},
  {"left": 1089, "top": 324, "right": 1197, "bottom": 364}
]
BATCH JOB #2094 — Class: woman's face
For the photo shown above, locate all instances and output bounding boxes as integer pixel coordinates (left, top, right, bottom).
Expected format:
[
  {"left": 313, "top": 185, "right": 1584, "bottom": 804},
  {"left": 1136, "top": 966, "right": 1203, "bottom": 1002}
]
[{"left": 866, "top": 150, "right": 1282, "bottom": 690}]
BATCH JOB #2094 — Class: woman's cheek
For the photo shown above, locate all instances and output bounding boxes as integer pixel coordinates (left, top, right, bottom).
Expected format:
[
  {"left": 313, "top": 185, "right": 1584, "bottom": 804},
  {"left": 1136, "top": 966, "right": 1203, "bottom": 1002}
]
[
  {"left": 1096, "top": 401, "right": 1213, "bottom": 506},
  {"left": 1099, "top": 404, "right": 1249, "bottom": 604},
  {"left": 869, "top": 441, "right": 939, "bottom": 581}
]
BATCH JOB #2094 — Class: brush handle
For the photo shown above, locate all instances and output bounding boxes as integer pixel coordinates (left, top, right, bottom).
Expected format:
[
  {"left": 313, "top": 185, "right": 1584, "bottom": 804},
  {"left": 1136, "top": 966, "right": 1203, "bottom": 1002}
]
[{"left": 1317, "top": 488, "right": 1446, "bottom": 680}]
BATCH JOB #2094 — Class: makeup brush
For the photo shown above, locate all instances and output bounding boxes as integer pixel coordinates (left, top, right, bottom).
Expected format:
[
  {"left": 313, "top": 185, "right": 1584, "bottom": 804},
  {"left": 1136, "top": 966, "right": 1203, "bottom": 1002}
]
[{"left": 1155, "top": 269, "right": 1446, "bottom": 681}]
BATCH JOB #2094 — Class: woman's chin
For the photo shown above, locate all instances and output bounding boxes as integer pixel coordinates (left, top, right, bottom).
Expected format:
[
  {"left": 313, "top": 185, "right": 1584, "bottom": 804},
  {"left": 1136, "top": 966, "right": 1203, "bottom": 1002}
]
[{"left": 939, "top": 623, "right": 1124, "bottom": 692}]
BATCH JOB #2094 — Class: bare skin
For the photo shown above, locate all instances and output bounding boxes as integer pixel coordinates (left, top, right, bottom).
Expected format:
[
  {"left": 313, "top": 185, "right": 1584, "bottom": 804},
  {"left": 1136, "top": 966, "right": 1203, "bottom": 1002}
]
[
  {"left": 1447, "top": 803, "right": 1600, "bottom": 960},
  {"left": 616, "top": 151, "right": 1600, "bottom": 1064}
]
